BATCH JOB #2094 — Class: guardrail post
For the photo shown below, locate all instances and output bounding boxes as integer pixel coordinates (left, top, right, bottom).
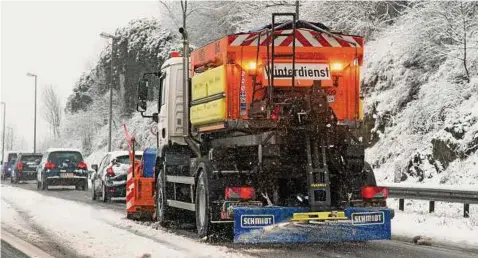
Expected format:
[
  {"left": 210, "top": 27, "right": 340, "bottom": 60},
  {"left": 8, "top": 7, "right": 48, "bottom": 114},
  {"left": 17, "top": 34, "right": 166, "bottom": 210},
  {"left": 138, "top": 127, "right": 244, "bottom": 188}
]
[
  {"left": 399, "top": 198, "right": 404, "bottom": 211},
  {"left": 429, "top": 201, "right": 435, "bottom": 213},
  {"left": 464, "top": 204, "right": 470, "bottom": 218}
]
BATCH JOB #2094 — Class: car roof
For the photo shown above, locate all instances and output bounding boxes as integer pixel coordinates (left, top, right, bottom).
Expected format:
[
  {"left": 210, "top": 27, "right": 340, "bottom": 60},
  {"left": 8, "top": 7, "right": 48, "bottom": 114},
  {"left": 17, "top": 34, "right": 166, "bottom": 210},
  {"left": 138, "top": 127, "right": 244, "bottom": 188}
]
[
  {"left": 107, "top": 150, "right": 143, "bottom": 158},
  {"left": 19, "top": 153, "right": 42, "bottom": 155},
  {"left": 46, "top": 148, "right": 82, "bottom": 153}
]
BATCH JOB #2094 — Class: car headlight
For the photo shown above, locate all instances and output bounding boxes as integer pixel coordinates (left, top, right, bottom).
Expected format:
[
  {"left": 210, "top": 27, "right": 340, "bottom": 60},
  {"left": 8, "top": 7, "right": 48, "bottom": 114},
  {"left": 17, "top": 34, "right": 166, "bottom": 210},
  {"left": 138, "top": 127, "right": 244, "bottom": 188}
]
[{"left": 7, "top": 168, "right": 11, "bottom": 171}]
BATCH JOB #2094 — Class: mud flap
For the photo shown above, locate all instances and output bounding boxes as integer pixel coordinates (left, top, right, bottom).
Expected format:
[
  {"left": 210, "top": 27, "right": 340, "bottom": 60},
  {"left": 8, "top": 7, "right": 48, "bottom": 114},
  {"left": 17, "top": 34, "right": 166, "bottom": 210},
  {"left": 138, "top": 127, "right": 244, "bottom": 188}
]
[{"left": 233, "top": 206, "right": 392, "bottom": 244}]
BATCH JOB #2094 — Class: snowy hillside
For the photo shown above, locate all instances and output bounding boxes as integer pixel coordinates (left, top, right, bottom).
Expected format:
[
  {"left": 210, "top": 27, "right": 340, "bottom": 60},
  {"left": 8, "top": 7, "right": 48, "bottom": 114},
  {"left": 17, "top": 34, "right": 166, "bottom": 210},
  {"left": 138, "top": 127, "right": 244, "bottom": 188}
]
[{"left": 362, "top": 2, "right": 478, "bottom": 186}]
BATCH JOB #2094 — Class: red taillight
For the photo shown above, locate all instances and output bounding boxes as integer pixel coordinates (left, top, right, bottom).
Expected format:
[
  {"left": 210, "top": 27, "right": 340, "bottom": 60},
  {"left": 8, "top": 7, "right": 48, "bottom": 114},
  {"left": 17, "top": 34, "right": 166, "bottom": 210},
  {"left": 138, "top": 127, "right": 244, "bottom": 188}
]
[
  {"left": 106, "top": 167, "right": 115, "bottom": 177},
  {"left": 170, "top": 51, "right": 181, "bottom": 57},
  {"left": 361, "top": 186, "right": 389, "bottom": 199},
  {"left": 225, "top": 187, "right": 255, "bottom": 200},
  {"left": 45, "top": 161, "right": 56, "bottom": 170},
  {"left": 270, "top": 106, "right": 280, "bottom": 120},
  {"left": 77, "top": 161, "right": 87, "bottom": 170},
  {"left": 17, "top": 162, "right": 24, "bottom": 170}
]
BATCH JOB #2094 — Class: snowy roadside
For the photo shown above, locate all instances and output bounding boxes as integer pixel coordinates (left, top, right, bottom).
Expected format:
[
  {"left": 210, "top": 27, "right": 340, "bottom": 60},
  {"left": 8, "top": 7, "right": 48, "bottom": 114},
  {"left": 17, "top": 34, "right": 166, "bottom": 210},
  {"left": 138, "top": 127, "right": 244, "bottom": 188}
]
[
  {"left": 388, "top": 198, "right": 478, "bottom": 248},
  {"left": 1, "top": 185, "right": 250, "bottom": 258}
]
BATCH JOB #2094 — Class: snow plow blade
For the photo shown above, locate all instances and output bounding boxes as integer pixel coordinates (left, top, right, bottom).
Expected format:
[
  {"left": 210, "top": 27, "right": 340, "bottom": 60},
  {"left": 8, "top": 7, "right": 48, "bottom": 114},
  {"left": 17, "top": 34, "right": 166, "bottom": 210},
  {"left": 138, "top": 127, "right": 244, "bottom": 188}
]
[{"left": 233, "top": 206, "right": 392, "bottom": 244}]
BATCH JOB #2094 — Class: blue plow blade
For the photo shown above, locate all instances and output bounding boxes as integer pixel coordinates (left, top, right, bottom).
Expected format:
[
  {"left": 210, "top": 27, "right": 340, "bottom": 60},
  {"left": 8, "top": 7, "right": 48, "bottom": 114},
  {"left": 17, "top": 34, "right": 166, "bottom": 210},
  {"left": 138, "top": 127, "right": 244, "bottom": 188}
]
[{"left": 233, "top": 206, "right": 392, "bottom": 244}]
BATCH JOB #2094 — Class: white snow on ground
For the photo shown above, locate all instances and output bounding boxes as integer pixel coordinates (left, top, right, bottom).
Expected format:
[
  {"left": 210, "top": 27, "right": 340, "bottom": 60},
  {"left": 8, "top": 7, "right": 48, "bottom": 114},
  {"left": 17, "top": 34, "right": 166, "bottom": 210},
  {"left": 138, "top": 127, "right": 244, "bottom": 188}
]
[
  {"left": 0, "top": 185, "right": 250, "bottom": 258},
  {"left": 388, "top": 198, "right": 478, "bottom": 247}
]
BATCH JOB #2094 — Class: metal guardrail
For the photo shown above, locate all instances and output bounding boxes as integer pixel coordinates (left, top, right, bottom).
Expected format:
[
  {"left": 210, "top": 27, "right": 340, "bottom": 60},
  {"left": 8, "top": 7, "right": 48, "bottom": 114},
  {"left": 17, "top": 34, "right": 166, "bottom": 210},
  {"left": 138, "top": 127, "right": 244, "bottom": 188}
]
[{"left": 385, "top": 186, "right": 478, "bottom": 218}]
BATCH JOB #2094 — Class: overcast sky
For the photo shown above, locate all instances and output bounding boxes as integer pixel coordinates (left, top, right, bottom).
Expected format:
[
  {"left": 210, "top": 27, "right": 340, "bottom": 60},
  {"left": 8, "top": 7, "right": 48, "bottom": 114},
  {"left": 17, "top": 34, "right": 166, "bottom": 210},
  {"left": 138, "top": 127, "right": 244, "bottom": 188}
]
[{"left": 1, "top": 0, "right": 161, "bottom": 152}]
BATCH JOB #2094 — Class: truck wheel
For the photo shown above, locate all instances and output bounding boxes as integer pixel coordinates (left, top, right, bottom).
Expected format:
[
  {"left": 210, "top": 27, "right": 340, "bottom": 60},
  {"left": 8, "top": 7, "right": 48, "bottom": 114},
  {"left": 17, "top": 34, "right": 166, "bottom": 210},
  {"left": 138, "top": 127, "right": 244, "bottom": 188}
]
[
  {"left": 156, "top": 169, "right": 170, "bottom": 226},
  {"left": 363, "top": 162, "right": 377, "bottom": 186},
  {"left": 195, "top": 170, "right": 211, "bottom": 238}
]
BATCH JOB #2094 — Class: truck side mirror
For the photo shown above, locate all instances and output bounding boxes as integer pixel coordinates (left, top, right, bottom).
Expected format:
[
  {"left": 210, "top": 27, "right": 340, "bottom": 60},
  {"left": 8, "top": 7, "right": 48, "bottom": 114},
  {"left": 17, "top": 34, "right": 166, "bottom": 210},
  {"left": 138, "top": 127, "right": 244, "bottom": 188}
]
[
  {"left": 91, "top": 164, "right": 98, "bottom": 172},
  {"left": 138, "top": 78, "right": 149, "bottom": 101}
]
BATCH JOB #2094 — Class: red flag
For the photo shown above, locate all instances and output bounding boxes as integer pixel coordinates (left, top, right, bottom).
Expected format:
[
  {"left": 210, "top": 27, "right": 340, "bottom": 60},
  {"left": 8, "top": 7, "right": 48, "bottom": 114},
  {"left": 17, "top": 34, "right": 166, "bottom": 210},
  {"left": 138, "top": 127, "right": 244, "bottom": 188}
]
[{"left": 122, "top": 122, "right": 133, "bottom": 152}]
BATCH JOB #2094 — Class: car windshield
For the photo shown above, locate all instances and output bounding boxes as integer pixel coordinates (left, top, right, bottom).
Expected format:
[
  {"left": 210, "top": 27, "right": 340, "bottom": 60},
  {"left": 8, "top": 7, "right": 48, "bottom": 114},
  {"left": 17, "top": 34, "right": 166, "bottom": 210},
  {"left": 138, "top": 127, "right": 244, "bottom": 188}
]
[
  {"left": 21, "top": 154, "right": 43, "bottom": 163},
  {"left": 115, "top": 155, "right": 142, "bottom": 165},
  {"left": 48, "top": 151, "right": 83, "bottom": 165},
  {"left": 8, "top": 153, "right": 18, "bottom": 162}
]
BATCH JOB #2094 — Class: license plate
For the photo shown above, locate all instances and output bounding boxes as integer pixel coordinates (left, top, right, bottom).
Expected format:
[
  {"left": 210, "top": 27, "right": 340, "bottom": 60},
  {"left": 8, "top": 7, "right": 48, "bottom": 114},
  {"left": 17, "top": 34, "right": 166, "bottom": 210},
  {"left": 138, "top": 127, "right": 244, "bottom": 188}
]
[{"left": 60, "top": 173, "right": 74, "bottom": 178}]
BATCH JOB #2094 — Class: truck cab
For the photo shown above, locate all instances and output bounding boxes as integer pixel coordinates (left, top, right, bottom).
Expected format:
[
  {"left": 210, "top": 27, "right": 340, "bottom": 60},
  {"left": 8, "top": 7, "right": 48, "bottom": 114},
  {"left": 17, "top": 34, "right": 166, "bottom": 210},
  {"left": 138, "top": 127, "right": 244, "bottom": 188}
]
[{"left": 139, "top": 55, "right": 186, "bottom": 151}]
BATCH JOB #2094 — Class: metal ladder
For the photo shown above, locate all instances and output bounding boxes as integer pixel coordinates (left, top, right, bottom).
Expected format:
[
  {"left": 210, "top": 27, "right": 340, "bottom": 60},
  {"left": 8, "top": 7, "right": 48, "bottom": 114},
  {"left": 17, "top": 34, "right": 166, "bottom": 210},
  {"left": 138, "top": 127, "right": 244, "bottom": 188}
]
[
  {"left": 269, "top": 13, "right": 297, "bottom": 103},
  {"left": 305, "top": 134, "right": 332, "bottom": 211}
]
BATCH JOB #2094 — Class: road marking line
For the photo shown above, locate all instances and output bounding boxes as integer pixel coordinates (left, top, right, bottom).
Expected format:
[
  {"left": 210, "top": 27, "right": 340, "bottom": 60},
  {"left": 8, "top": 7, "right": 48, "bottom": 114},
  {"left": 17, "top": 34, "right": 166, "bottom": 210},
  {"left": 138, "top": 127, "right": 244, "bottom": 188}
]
[{"left": 1, "top": 229, "right": 54, "bottom": 258}]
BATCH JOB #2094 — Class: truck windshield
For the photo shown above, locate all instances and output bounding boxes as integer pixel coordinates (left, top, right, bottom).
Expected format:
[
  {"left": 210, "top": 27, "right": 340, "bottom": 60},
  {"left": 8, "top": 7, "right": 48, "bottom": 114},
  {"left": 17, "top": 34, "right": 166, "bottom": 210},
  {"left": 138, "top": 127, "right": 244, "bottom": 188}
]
[
  {"left": 116, "top": 155, "right": 143, "bottom": 165},
  {"left": 48, "top": 152, "right": 83, "bottom": 165}
]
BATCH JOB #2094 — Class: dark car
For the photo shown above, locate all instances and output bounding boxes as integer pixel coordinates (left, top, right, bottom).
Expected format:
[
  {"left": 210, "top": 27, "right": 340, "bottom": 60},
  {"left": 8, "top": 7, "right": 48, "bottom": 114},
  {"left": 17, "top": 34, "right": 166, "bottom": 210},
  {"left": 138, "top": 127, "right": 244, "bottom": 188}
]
[
  {"left": 37, "top": 148, "right": 89, "bottom": 190},
  {"left": 11, "top": 153, "right": 42, "bottom": 183},
  {"left": 91, "top": 151, "right": 142, "bottom": 202},
  {"left": 2, "top": 152, "right": 19, "bottom": 179}
]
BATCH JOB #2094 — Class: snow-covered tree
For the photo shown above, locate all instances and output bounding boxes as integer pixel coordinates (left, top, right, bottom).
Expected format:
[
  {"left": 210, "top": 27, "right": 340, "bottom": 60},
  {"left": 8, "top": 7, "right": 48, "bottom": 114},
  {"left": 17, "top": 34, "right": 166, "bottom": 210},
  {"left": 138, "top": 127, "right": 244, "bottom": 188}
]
[
  {"left": 404, "top": 1, "right": 478, "bottom": 82},
  {"left": 42, "top": 85, "right": 62, "bottom": 139}
]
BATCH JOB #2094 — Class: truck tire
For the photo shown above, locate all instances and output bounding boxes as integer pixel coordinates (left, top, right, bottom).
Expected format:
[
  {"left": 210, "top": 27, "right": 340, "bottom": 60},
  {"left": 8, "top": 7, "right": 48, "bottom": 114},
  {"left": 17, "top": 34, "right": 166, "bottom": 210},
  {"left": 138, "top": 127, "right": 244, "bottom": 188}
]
[
  {"left": 195, "top": 169, "right": 211, "bottom": 238},
  {"left": 363, "top": 162, "right": 377, "bottom": 186},
  {"left": 156, "top": 169, "right": 171, "bottom": 226}
]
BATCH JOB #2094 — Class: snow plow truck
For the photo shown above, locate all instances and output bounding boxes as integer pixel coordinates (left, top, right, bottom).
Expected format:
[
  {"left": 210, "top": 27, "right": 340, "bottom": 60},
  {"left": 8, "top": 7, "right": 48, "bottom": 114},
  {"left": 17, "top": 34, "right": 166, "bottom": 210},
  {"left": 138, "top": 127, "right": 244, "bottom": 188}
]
[{"left": 133, "top": 13, "right": 394, "bottom": 243}]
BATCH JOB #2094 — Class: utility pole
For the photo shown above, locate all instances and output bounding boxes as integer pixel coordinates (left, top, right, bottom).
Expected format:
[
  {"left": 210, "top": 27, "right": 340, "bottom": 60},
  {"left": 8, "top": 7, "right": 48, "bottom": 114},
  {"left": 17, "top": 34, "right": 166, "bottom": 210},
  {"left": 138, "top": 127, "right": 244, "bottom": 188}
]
[
  {"left": 27, "top": 73, "right": 37, "bottom": 153},
  {"left": 1, "top": 102, "right": 5, "bottom": 162},
  {"left": 7, "top": 127, "right": 13, "bottom": 150},
  {"left": 100, "top": 32, "right": 120, "bottom": 152},
  {"left": 296, "top": 0, "right": 300, "bottom": 20}
]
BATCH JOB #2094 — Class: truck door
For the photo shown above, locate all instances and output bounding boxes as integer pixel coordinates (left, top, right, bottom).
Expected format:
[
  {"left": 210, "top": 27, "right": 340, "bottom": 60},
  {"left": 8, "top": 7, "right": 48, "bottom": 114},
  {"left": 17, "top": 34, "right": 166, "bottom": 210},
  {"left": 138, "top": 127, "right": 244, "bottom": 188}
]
[{"left": 158, "top": 72, "right": 168, "bottom": 147}]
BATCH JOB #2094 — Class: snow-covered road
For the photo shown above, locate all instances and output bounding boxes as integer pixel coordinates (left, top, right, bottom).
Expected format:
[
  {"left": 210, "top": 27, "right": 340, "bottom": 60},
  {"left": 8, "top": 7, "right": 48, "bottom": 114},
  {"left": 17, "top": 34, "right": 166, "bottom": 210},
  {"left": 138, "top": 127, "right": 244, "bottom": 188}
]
[{"left": 1, "top": 182, "right": 477, "bottom": 258}]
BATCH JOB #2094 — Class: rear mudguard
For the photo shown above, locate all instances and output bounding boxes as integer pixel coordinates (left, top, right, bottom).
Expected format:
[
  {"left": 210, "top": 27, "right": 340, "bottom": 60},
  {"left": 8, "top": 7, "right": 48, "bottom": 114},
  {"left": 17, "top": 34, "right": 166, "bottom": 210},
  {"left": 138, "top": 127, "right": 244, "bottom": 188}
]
[{"left": 233, "top": 206, "right": 392, "bottom": 244}]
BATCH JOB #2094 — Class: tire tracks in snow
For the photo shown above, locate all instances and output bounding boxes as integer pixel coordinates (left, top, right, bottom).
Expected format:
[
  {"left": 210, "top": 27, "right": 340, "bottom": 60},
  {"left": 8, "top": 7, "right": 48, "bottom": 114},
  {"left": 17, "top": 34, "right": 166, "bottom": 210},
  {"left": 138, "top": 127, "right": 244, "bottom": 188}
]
[
  {"left": 99, "top": 218, "right": 191, "bottom": 252},
  {"left": 1, "top": 197, "right": 87, "bottom": 258}
]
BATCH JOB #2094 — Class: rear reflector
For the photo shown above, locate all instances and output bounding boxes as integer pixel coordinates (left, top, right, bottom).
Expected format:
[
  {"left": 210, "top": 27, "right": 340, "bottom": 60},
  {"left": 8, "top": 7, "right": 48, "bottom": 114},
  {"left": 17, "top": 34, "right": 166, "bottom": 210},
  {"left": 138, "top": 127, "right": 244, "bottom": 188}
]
[
  {"left": 361, "top": 186, "right": 389, "bottom": 199},
  {"left": 225, "top": 187, "right": 255, "bottom": 200},
  {"left": 17, "top": 162, "right": 24, "bottom": 170}
]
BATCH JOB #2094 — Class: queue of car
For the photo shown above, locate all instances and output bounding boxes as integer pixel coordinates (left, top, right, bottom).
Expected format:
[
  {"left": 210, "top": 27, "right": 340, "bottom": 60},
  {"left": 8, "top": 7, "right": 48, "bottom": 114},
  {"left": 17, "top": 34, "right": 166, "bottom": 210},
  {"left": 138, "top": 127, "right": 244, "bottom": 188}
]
[{"left": 1, "top": 148, "right": 139, "bottom": 203}]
